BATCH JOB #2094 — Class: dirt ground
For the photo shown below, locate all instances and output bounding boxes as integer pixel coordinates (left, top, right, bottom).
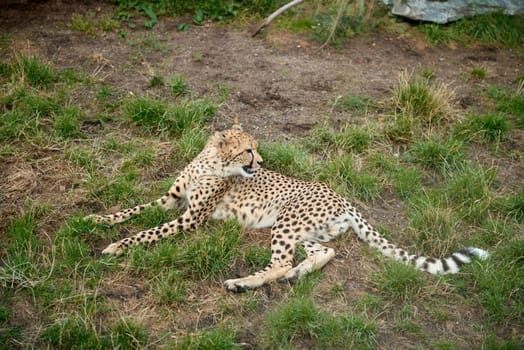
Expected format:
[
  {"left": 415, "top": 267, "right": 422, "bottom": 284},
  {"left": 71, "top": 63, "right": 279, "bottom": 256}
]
[
  {"left": 1, "top": 1, "right": 523, "bottom": 348},
  {"left": 2, "top": 1, "right": 523, "bottom": 140}
]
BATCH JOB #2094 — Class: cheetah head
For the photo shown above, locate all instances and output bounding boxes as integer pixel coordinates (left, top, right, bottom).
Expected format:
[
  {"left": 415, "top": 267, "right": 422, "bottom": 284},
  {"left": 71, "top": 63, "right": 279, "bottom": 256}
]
[{"left": 217, "top": 127, "right": 263, "bottom": 178}]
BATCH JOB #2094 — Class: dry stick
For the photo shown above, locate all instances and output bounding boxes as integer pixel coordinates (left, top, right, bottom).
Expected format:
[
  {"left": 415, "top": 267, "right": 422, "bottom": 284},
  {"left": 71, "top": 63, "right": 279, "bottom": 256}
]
[{"left": 251, "top": 0, "right": 305, "bottom": 37}]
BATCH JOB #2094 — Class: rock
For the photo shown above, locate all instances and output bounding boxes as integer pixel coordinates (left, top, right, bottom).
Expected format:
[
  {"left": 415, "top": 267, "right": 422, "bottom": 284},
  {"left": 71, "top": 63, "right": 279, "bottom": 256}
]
[{"left": 381, "top": 0, "right": 524, "bottom": 24}]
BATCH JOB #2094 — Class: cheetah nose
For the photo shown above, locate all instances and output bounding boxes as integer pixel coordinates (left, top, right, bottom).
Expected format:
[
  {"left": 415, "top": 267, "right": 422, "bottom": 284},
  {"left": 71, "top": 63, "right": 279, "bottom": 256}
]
[{"left": 257, "top": 160, "right": 263, "bottom": 165}]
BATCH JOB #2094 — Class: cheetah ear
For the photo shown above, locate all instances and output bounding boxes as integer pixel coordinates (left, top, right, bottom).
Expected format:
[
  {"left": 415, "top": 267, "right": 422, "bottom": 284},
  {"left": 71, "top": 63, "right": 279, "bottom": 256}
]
[
  {"left": 231, "top": 116, "right": 243, "bottom": 131},
  {"left": 217, "top": 131, "right": 237, "bottom": 159}
]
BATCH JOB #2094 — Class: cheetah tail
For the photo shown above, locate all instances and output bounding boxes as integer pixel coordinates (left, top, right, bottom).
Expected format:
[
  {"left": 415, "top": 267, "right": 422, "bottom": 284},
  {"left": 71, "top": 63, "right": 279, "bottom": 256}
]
[{"left": 350, "top": 214, "right": 489, "bottom": 274}]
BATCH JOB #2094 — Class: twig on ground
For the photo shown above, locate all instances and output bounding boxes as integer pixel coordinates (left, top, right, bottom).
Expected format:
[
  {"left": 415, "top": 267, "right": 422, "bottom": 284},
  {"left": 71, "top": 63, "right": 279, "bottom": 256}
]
[{"left": 251, "top": 0, "right": 305, "bottom": 37}]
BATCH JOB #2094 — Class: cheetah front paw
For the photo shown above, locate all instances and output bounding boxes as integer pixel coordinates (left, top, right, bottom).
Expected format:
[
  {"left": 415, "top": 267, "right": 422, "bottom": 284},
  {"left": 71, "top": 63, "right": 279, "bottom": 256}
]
[
  {"left": 224, "top": 276, "right": 265, "bottom": 292},
  {"left": 101, "top": 242, "right": 124, "bottom": 255}
]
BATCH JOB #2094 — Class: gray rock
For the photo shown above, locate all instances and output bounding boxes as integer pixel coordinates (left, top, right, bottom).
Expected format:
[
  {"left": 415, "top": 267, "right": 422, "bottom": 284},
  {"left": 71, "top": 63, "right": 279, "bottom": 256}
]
[{"left": 382, "top": 0, "right": 524, "bottom": 24}]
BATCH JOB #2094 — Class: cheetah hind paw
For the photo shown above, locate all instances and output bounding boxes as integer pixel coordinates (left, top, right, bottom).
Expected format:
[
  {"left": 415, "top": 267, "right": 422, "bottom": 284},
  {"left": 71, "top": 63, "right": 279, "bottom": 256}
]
[
  {"left": 84, "top": 214, "right": 109, "bottom": 224},
  {"left": 101, "top": 242, "right": 124, "bottom": 256}
]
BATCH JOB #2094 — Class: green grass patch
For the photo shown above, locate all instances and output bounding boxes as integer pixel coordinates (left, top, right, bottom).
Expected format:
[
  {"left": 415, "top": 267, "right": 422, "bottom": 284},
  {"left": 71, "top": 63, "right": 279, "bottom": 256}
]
[
  {"left": 14, "top": 55, "right": 59, "bottom": 89},
  {"left": 470, "top": 67, "right": 487, "bottom": 80},
  {"left": 258, "top": 141, "right": 312, "bottom": 179},
  {"left": 175, "top": 326, "right": 240, "bottom": 350},
  {"left": 392, "top": 72, "right": 455, "bottom": 128},
  {"left": 41, "top": 316, "right": 104, "bottom": 349},
  {"left": 392, "top": 166, "right": 423, "bottom": 199},
  {"left": 71, "top": 11, "right": 120, "bottom": 35},
  {"left": 130, "top": 221, "right": 242, "bottom": 280},
  {"left": 443, "top": 164, "right": 496, "bottom": 223},
  {"left": 371, "top": 261, "right": 426, "bottom": 301},
  {"left": 168, "top": 74, "right": 189, "bottom": 96},
  {"left": 306, "top": 125, "right": 375, "bottom": 154},
  {"left": 496, "top": 189, "right": 524, "bottom": 223},
  {"left": 173, "top": 127, "right": 209, "bottom": 162},
  {"left": 53, "top": 106, "right": 83, "bottom": 138},
  {"left": 407, "top": 136, "right": 465, "bottom": 176},
  {"left": 455, "top": 112, "right": 511, "bottom": 144},
  {"left": 264, "top": 297, "right": 376, "bottom": 349},
  {"left": 123, "top": 95, "right": 215, "bottom": 134},
  {"left": 420, "top": 13, "right": 524, "bottom": 47},
  {"left": 407, "top": 192, "right": 461, "bottom": 257},
  {"left": 467, "top": 239, "right": 524, "bottom": 323},
  {"left": 150, "top": 269, "right": 187, "bottom": 305},
  {"left": 336, "top": 94, "right": 372, "bottom": 112},
  {"left": 0, "top": 209, "right": 50, "bottom": 291},
  {"left": 320, "top": 156, "right": 383, "bottom": 202}
]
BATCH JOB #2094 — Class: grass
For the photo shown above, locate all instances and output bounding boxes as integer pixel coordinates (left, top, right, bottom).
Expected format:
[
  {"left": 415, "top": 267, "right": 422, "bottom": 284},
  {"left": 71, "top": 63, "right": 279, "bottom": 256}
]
[
  {"left": 2, "top": 11, "right": 524, "bottom": 349},
  {"left": 455, "top": 112, "right": 511, "bottom": 145},
  {"left": 264, "top": 297, "right": 376, "bottom": 349},
  {"left": 392, "top": 71, "right": 455, "bottom": 128},
  {"left": 123, "top": 95, "right": 215, "bottom": 134},
  {"left": 168, "top": 74, "right": 189, "bottom": 96},
  {"left": 420, "top": 13, "right": 524, "bottom": 47},
  {"left": 371, "top": 261, "right": 426, "bottom": 301},
  {"left": 471, "top": 67, "right": 487, "bottom": 80},
  {"left": 407, "top": 136, "right": 465, "bottom": 175}
]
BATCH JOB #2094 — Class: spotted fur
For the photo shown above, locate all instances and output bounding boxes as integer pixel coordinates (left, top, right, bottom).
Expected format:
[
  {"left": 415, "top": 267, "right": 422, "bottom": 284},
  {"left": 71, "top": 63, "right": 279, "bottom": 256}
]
[{"left": 87, "top": 126, "right": 489, "bottom": 292}]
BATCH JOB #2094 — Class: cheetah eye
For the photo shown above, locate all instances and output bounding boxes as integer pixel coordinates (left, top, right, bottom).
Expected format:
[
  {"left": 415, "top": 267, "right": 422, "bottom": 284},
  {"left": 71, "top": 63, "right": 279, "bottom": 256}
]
[{"left": 246, "top": 148, "right": 253, "bottom": 154}]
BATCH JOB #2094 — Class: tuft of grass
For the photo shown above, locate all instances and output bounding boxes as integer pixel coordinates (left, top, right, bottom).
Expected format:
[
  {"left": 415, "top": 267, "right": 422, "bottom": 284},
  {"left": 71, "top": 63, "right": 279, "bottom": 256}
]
[
  {"left": 470, "top": 67, "right": 487, "bottom": 80},
  {"left": 244, "top": 244, "right": 271, "bottom": 270},
  {"left": 407, "top": 136, "right": 464, "bottom": 175},
  {"left": 70, "top": 12, "right": 97, "bottom": 35},
  {"left": 70, "top": 11, "right": 119, "bottom": 35},
  {"left": 420, "top": 68, "right": 435, "bottom": 80},
  {"left": 336, "top": 94, "right": 372, "bottom": 112},
  {"left": 180, "top": 221, "right": 242, "bottom": 278},
  {"left": 15, "top": 55, "right": 59, "bottom": 89},
  {"left": 168, "top": 74, "right": 189, "bottom": 96},
  {"left": 124, "top": 96, "right": 215, "bottom": 134},
  {"left": 392, "top": 166, "right": 423, "bottom": 199},
  {"left": 264, "top": 297, "right": 376, "bottom": 349},
  {"left": 123, "top": 95, "right": 166, "bottom": 130},
  {"left": 321, "top": 156, "right": 383, "bottom": 202},
  {"left": 87, "top": 172, "right": 144, "bottom": 206},
  {"left": 443, "top": 164, "right": 496, "bottom": 223},
  {"left": 497, "top": 189, "right": 524, "bottom": 223},
  {"left": 307, "top": 125, "right": 375, "bottom": 154},
  {"left": 148, "top": 75, "right": 164, "bottom": 88},
  {"left": 174, "top": 128, "right": 209, "bottom": 162},
  {"left": 407, "top": 193, "right": 460, "bottom": 257},
  {"left": 53, "top": 106, "right": 83, "bottom": 138},
  {"left": 393, "top": 71, "right": 455, "bottom": 128},
  {"left": 467, "top": 239, "right": 524, "bottom": 323},
  {"left": 151, "top": 270, "right": 187, "bottom": 305},
  {"left": 176, "top": 327, "right": 240, "bottom": 350},
  {"left": 421, "top": 13, "right": 524, "bottom": 47},
  {"left": 109, "top": 319, "right": 149, "bottom": 349},
  {"left": 130, "top": 221, "right": 242, "bottom": 279},
  {"left": 41, "top": 317, "right": 104, "bottom": 349},
  {"left": 258, "top": 141, "right": 312, "bottom": 179},
  {"left": 455, "top": 113, "right": 511, "bottom": 145},
  {"left": 371, "top": 261, "right": 426, "bottom": 301}
]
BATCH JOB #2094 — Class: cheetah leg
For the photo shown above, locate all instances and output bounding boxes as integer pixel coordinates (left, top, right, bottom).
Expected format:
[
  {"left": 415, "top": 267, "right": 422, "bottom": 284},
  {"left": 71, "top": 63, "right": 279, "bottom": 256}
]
[
  {"left": 101, "top": 209, "right": 197, "bottom": 255},
  {"left": 86, "top": 175, "right": 189, "bottom": 226},
  {"left": 224, "top": 214, "right": 299, "bottom": 292},
  {"left": 101, "top": 176, "right": 227, "bottom": 255},
  {"left": 284, "top": 241, "right": 335, "bottom": 281}
]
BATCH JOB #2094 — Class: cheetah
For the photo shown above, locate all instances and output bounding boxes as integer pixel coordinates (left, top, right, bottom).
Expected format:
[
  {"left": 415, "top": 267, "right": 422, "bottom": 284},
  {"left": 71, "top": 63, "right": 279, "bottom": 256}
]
[{"left": 87, "top": 125, "right": 489, "bottom": 292}]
